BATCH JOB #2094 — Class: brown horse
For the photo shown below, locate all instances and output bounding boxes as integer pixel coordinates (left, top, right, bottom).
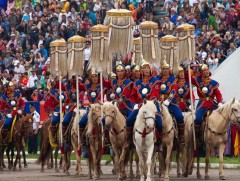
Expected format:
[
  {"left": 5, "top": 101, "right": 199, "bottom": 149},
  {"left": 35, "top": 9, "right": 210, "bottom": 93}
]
[
  {"left": 36, "top": 118, "right": 60, "bottom": 172},
  {"left": 0, "top": 114, "right": 33, "bottom": 171},
  {"left": 86, "top": 103, "right": 103, "bottom": 180}
]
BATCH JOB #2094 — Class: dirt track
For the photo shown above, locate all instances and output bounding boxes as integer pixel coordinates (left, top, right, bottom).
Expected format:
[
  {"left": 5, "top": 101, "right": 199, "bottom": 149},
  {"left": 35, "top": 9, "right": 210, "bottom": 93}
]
[{"left": 0, "top": 163, "right": 240, "bottom": 181}]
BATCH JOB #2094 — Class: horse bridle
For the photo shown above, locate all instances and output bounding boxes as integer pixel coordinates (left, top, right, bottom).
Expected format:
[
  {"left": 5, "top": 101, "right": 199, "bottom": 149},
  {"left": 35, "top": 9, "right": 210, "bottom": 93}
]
[{"left": 104, "top": 113, "right": 125, "bottom": 135}]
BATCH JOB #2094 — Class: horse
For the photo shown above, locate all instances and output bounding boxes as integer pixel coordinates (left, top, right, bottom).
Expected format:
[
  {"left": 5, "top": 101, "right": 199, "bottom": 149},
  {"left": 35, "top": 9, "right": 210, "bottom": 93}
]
[
  {"left": 86, "top": 103, "right": 103, "bottom": 180},
  {"left": 36, "top": 118, "right": 60, "bottom": 172},
  {"left": 0, "top": 114, "right": 33, "bottom": 171},
  {"left": 133, "top": 99, "right": 158, "bottom": 181},
  {"left": 184, "top": 98, "right": 240, "bottom": 180},
  {"left": 71, "top": 108, "right": 87, "bottom": 176},
  {"left": 158, "top": 102, "right": 175, "bottom": 181},
  {"left": 102, "top": 101, "right": 129, "bottom": 180}
]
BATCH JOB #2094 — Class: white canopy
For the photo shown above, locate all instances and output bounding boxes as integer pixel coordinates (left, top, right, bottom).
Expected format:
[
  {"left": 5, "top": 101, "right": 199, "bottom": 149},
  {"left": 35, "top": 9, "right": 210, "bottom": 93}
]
[{"left": 212, "top": 48, "right": 240, "bottom": 101}]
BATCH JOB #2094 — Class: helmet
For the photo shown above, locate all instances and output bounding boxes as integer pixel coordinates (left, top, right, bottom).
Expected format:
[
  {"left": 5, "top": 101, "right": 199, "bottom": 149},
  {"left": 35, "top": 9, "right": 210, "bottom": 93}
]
[{"left": 116, "top": 61, "right": 125, "bottom": 72}]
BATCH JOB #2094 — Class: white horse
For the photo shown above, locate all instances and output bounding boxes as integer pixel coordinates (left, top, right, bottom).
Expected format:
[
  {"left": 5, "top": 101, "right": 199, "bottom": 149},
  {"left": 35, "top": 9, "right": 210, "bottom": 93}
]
[
  {"left": 134, "top": 99, "right": 157, "bottom": 181},
  {"left": 184, "top": 98, "right": 240, "bottom": 180},
  {"left": 71, "top": 108, "right": 87, "bottom": 176}
]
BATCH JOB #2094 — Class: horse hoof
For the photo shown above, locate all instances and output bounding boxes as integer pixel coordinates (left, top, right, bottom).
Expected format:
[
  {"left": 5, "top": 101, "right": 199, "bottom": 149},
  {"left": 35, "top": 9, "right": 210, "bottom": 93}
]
[
  {"left": 55, "top": 169, "right": 60, "bottom": 173},
  {"left": 205, "top": 175, "right": 210, "bottom": 180},
  {"left": 128, "top": 173, "right": 134, "bottom": 178},
  {"left": 112, "top": 169, "right": 116, "bottom": 175},
  {"left": 65, "top": 171, "right": 70, "bottom": 175},
  {"left": 183, "top": 172, "right": 188, "bottom": 177},
  {"left": 136, "top": 175, "right": 140, "bottom": 179},
  {"left": 0, "top": 167, "right": 3, "bottom": 171},
  {"left": 19, "top": 168, "right": 22, "bottom": 171},
  {"left": 219, "top": 176, "right": 226, "bottom": 180},
  {"left": 40, "top": 169, "right": 44, "bottom": 172},
  {"left": 197, "top": 174, "right": 202, "bottom": 179},
  {"left": 8, "top": 166, "right": 12, "bottom": 170},
  {"left": 13, "top": 167, "right": 17, "bottom": 171}
]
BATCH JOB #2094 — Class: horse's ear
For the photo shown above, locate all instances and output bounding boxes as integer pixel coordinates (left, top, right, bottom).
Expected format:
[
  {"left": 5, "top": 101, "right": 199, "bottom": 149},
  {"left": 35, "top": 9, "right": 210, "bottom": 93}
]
[
  {"left": 231, "top": 98, "right": 235, "bottom": 105},
  {"left": 153, "top": 98, "right": 158, "bottom": 105},
  {"left": 89, "top": 104, "right": 92, "bottom": 108},
  {"left": 98, "top": 100, "right": 103, "bottom": 105},
  {"left": 143, "top": 98, "right": 147, "bottom": 104}
]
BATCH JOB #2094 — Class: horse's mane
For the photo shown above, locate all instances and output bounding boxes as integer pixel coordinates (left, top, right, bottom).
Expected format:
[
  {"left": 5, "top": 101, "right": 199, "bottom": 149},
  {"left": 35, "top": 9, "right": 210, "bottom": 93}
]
[
  {"left": 160, "top": 103, "right": 171, "bottom": 120},
  {"left": 111, "top": 102, "right": 126, "bottom": 124}
]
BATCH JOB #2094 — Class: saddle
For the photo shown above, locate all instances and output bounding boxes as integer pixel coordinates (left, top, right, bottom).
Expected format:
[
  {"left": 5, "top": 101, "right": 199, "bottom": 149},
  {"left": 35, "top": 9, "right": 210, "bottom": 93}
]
[{"left": 48, "top": 124, "right": 60, "bottom": 148}]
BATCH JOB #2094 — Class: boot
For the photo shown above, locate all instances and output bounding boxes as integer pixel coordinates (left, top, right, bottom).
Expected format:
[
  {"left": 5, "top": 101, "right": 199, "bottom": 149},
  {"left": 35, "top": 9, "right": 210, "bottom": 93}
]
[
  {"left": 124, "top": 127, "right": 133, "bottom": 150},
  {"left": 62, "top": 126, "right": 68, "bottom": 139},
  {"left": 1, "top": 129, "right": 8, "bottom": 146},
  {"left": 104, "top": 128, "right": 111, "bottom": 147},
  {"left": 178, "top": 123, "right": 185, "bottom": 145},
  {"left": 195, "top": 125, "right": 202, "bottom": 148},
  {"left": 79, "top": 128, "right": 87, "bottom": 147},
  {"left": 50, "top": 126, "right": 58, "bottom": 144},
  {"left": 155, "top": 131, "right": 163, "bottom": 152}
]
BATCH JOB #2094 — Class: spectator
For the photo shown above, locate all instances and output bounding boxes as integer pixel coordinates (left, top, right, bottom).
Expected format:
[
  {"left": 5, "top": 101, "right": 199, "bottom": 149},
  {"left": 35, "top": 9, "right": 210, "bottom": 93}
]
[
  {"left": 84, "top": 41, "right": 91, "bottom": 71},
  {"left": 3, "top": 50, "right": 14, "bottom": 70},
  {"left": 28, "top": 104, "right": 40, "bottom": 154},
  {"left": 169, "top": 8, "right": 178, "bottom": 25},
  {"left": 13, "top": 60, "right": 25, "bottom": 81},
  {"left": 227, "top": 42, "right": 237, "bottom": 57},
  {"left": 6, "top": 33, "right": 18, "bottom": 50}
]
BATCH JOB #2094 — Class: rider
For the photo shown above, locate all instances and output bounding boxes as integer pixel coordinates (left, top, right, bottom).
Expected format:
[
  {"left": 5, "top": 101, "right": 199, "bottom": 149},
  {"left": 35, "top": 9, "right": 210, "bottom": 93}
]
[
  {"left": 130, "top": 64, "right": 141, "bottom": 82},
  {"left": 157, "top": 61, "right": 185, "bottom": 144},
  {"left": 191, "top": 64, "right": 223, "bottom": 147},
  {"left": 44, "top": 78, "right": 66, "bottom": 145},
  {"left": 78, "top": 67, "right": 106, "bottom": 147},
  {"left": 126, "top": 59, "right": 163, "bottom": 149},
  {"left": 176, "top": 66, "right": 195, "bottom": 112},
  {"left": 105, "top": 72, "right": 116, "bottom": 101},
  {"left": 0, "top": 81, "right": 25, "bottom": 145},
  {"left": 111, "top": 62, "right": 133, "bottom": 117},
  {"left": 62, "top": 77, "right": 84, "bottom": 137}
]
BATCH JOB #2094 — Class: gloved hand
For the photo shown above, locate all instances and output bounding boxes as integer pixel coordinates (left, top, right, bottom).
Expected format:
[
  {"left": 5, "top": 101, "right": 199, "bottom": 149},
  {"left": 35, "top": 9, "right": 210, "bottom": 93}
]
[
  {"left": 188, "top": 105, "right": 194, "bottom": 111},
  {"left": 163, "top": 99, "right": 170, "bottom": 106},
  {"left": 17, "top": 110, "right": 22, "bottom": 115},
  {"left": 134, "top": 104, "right": 139, "bottom": 110},
  {"left": 218, "top": 103, "right": 223, "bottom": 107}
]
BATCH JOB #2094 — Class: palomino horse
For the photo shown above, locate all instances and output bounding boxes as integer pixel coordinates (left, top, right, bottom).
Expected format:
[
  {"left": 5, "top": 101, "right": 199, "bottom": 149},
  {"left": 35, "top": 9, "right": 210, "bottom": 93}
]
[
  {"left": 134, "top": 99, "right": 158, "bottom": 181},
  {"left": 36, "top": 118, "right": 60, "bottom": 172},
  {"left": 71, "top": 108, "right": 87, "bottom": 176},
  {"left": 158, "top": 103, "right": 175, "bottom": 181},
  {"left": 86, "top": 103, "right": 103, "bottom": 180},
  {"left": 184, "top": 98, "right": 240, "bottom": 180},
  {"left": 0, "top": 114, "right": 33, "bottom": 171},
  {"left": 102, "top": 101, "right": 128, "bottom": 180}
]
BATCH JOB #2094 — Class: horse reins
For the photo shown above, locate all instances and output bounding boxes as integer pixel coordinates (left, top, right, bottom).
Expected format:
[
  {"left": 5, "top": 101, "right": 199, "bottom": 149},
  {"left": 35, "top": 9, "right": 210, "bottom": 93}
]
[{"left": 104, "top": 114, "right": 125, "bottom": 136}]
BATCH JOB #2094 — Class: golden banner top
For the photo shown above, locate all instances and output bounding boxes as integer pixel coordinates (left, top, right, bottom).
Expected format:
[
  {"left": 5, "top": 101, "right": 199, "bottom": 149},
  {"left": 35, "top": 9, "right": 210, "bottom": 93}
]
[
  {"left": 133, "top": 37, "right": 140, "bottom": 44},
  {"left": 50, "top": 38, "right": 67, "bottom": 47},
  {"left": 160, "top": 35, "right": 178, "bottom": 42},
  {"left": 91, "top": 24, "right": 109, "bottom": 32},
  {"left": 139, "top": 21, "right": 158, "bottom": 30},
  {"left": 106, "top": 9, "right": 132, "bottom": 17},
  {"left": 68, "top": 35, "right": 85, "bottom": 43},
  {"left": 176, "top": 23, "right": 195, "bottom": 32}
]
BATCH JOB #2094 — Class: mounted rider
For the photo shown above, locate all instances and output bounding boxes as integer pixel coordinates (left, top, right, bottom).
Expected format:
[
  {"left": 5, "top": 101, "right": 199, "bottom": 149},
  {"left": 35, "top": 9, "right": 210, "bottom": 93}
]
[
  {"left": 78, "top": 67, "right": 106, "bottom": 147},
  {"left": 44, "top": 79, "right": 66, "bottom": 145},
  {"left": 130, "top": 64, "right": 141, "bottom": 82},
  {"left": 191, "top": 64, "right": 223, "bottom": 147},
  {"left": 62, "top": 77, "right": 84, "bottom": 137},
  {"left": 176, "top": 66, "right": 195, "bottom": 112},
  {"left": 157, "top": 61, "right": 185, "bottom": 144},
  {"left": 105, "top": 73, "right": 116, "bottom": 101},
  {"left": 126, "top": 59, "right": 163, "bottom": 149},
  {"left": 0, "top": 81, "right": 25, "bottom": 145},
  {"left": 110, "top": 62, "right": 133, "bottom": 117}
]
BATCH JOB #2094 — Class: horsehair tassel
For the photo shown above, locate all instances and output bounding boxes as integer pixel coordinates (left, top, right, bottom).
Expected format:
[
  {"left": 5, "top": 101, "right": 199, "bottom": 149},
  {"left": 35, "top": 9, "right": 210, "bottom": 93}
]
[
  {"left": 151, "top": 29, "right": 156, "bottom": 59},
  {"left": 60, "top": 143, "right": 65, "bottom": 154},
  {"left": 142, "top": 128, "right": 147, "bottom": 138},
  {"left": 77, "top": 148, "right": 82, "bottom": 156},
  {"left": 70, "top": 42, "right": 74, "bottom": 70},
  {"left": 100, "top": 32, "right": 104, "bottom": 61},
  {"left": 101, "top": 146, "right": 105, "bottom": 155},
  {"left": 55, "top": 47, "right": 58, "bottom": 72}
]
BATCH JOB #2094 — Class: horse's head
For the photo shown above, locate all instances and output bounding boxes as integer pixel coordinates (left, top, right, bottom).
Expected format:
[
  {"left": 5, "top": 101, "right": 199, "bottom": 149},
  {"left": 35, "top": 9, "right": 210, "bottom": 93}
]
[
  {"left": 103, "top": 102, "right": 117, "bottom": 129},
  {"left": 229, "top": 98, "right": 240, "bottom": 126},
  {"left": 89, "top": 103, "right": 102, "bottom": 126},
  {"left": 22, "top": 114, "right": 34, "bottom": 137},
  {"left": 140, "top": 99, "right": 157, "bottom": 130}
]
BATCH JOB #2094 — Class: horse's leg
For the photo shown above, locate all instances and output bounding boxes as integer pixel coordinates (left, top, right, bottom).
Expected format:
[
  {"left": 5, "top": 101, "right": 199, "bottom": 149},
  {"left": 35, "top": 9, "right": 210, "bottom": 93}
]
[
  {"left": 218, "top": 144, "right": 226, "bottom": 180},
  {"left": 6, "top": 146, "right": 12, "bottom": 170},
  {"left": 205, "top": 144, "right": 210, "bottom": 180},
  {"left": 146, "top": 144, "right": 154, "bottom": 181},
  {"left": 196, "top": 155, "right": 202, "bottom": 179},
  {"left": 22, "top": 149, "right": 27, "bottom": 168},
  {"left": 91, "top": 144, "right": 98, "bottom": 180},
  {"left": 55, "top": 148, "right": 59, "bottom": 172},
  {"left": 136, "top": 147, "right": 144, "bottom": 181},
  {"left": 51, "top": 151, "right": 54, "bottom": 168},
  {"left": 164, "top": 143, "right": 173, "bottom": 181},
  {"left": 128, "top": 150, "right": 134, "bottom": 178},
  {"left": 135, "top": 151, "right": 140, "bottom": 179},
  {"left": 111, "top": 146, "right": 120, "bottom": 178},
  {"left": 176, "top": 149, "right": 181, "bottom": 177}
]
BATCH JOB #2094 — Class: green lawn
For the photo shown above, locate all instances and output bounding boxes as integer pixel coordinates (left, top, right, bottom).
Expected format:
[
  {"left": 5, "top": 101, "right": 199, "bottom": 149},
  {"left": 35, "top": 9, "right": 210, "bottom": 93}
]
[{"left": 14, "top": 153, "right": 240, "bottom": 165}]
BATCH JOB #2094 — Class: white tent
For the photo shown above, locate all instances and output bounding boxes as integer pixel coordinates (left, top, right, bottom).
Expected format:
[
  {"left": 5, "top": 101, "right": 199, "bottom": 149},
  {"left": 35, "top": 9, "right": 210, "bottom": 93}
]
[{"left": 212, "top": 47, "right": 240, "bottom": 101}]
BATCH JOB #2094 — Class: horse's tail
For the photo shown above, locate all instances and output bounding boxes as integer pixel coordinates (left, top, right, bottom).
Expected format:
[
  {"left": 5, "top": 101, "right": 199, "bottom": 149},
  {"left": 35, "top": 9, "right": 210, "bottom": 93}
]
[{"left": 36, "top": 119, "right": 52, "bottom": 165}]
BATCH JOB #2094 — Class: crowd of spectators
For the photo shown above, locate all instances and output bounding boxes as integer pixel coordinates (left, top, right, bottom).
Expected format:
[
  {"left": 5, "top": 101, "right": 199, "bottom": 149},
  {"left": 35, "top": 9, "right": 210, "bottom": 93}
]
[{"left": 0, "top": 0, "right": 239, "bottom": 101}]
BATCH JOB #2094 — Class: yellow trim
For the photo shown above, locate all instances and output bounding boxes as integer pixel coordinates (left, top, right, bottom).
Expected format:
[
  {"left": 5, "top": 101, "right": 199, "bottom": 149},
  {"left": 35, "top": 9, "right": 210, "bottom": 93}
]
[
  {"left": 50, "top": 39, "right": 67, "bottom": 47},
  {"left": 139, "top": 21, "right": 158, "bottom": 30},
  {"left": 91, "top": 24, "right": 109, "bottom": 32},
  {"left": 176, "top": 23, "right": 195, "bottom": 32},
  {"left": 8, "top": 115, "right": 17, "bottom": 143},
  {"left": 160, "top": 35, "right": 178, "bottom": 42},
  {"left": 49, "top": 125, "right": 59, "bottom": 148},
  {"left": 68, "top": 35, "right": 85, "bottom": 43},
  {"left": 106, "top": 9, "right": 132, "bottom": 17}
]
